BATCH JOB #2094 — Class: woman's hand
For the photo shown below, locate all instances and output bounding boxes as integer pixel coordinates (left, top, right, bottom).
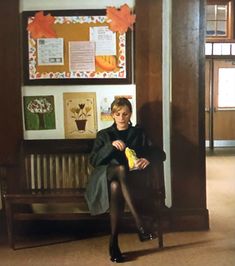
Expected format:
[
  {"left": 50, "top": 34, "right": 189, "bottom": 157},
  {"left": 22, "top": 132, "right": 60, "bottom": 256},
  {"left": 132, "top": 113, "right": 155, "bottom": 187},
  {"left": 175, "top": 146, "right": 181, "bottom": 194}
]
[
  {"left": 112, "top": 140, "right": 126, "bottom": 151},
  {"left": 135, "top": 158, "right": 150, "bottom": 170}
]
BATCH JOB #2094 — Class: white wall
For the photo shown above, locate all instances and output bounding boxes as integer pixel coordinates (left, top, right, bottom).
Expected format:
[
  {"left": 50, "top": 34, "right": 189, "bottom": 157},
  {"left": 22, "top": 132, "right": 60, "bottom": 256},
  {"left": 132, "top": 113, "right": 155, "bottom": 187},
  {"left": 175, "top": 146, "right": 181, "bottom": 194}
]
[
  {"left": 23, "top": 85, "right": 136, "bottom": 139},
  {"left": 20, "top": 0, "right": 135, "bottom": 11}
]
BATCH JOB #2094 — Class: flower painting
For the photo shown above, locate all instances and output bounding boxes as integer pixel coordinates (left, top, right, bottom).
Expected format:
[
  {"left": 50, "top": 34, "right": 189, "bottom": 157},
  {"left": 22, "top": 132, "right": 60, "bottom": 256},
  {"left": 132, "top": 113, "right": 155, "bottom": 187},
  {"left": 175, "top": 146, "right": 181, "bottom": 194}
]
[
  {"left": 63, "top": 92, "right": 97, "bottom": 139},
  {"left": 23, "top": 95, "right": 56, "bottom": 130}
]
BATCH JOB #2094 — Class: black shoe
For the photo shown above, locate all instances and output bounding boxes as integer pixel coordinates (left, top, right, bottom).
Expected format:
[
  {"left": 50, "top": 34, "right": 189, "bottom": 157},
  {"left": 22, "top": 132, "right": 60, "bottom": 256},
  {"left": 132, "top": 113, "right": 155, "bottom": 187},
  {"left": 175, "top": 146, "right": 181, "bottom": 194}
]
[
  {"left": 138, "top": 226, "right": 157, "bottom": 242},
  {"left": 109, "top": 241, "right": 124, "bottom": 263}
]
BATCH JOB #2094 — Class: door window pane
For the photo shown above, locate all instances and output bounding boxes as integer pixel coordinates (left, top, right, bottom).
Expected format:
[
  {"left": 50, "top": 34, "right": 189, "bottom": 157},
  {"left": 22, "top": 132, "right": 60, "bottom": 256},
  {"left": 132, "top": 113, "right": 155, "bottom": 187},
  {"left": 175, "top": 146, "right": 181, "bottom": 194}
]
[
  {"left": 207, "top": 5, "right": 216, "bottom": 20},
  {"left": 218, "top": 68, "right": 235, "bottom": 107},
  {"left": 217, "top": 21, "right": 226, "bottom": 35},
  {"left": 217, "top": 5, "right": 227, "bottom": 20},
  {"left": 207, "top": 21, "right": 216, "bottom": 36}
]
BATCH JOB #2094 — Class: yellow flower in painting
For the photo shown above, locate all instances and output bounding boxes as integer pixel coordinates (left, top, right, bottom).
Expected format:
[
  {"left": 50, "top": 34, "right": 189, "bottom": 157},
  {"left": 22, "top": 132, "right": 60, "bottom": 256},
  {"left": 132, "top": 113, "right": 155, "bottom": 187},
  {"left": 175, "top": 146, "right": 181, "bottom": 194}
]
[
  {"left": 85, "top": 106, "right": 91, "bottom": 114},
  {"left": 70, "top": 104, "right": 91, "bottom": 120}
]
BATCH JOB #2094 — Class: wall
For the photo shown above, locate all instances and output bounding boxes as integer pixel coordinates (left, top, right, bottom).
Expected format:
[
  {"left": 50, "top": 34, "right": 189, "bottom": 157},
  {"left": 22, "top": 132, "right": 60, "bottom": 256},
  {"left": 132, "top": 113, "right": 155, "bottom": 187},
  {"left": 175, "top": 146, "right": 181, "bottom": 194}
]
[
  {"left": 20, "top": 0, "right": 136, "bottom": 140},
  {"left": 0, "top": 0, "right": 22, "bottom": 165},
  {"left": 0, "top": 0, "right": 21, "bottom": 211},
  {"left": 20, "top": 0, "right": 134, "bottom": 11},
  {"left": 171, "top": 0, "right": 208, "bottom": 229},
  {"left": 135, "top": 0, "right": 208, "bottom": 230},
  {"left": 1, "top": 0, "right": 209, "bottom": 231}
]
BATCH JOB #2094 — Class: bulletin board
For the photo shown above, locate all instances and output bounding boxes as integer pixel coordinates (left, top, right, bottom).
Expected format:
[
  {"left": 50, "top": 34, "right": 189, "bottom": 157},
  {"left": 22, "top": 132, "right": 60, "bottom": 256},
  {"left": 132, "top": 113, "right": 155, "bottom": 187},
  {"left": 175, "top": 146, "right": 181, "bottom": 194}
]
[{"left": 22, "top": 9, "right": 132, "bottom": 85}]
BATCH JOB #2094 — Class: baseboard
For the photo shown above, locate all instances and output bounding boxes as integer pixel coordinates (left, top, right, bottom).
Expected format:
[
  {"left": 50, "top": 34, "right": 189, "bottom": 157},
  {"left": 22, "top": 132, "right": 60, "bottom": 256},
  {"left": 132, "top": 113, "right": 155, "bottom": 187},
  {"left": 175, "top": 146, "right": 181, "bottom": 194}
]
[
  {"left": 164, "top": 207, "right": 209, "bottom": 231},
  {"left": 121, "top": 207, "right": 210, "bottom": 232}
]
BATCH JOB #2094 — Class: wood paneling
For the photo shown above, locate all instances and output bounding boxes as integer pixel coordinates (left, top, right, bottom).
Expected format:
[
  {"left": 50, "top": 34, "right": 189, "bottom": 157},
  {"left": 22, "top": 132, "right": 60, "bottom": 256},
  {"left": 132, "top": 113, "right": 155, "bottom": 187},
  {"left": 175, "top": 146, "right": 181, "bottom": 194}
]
[
  {"left": 135, "top": 0, "right": 163, "bottom": 147},
  {"left": 171, "top": 0, "right": 206, "bottom": 209},
  {"left": 214, "top": 111, "right": 235, "bottom": 139},
  {"left": 136, "top": 0, "right": 208, "bottom": 230},
  {"left": 0, "top": 0, "right": 22, "bottom": 165}
]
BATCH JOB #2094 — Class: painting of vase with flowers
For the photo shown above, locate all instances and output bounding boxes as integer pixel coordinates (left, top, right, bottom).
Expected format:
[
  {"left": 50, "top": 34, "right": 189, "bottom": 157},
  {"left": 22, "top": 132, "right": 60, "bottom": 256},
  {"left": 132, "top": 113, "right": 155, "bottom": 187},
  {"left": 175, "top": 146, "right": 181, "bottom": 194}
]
[{"left": 63, "top": 92, "right": 97, "bottom": 139}]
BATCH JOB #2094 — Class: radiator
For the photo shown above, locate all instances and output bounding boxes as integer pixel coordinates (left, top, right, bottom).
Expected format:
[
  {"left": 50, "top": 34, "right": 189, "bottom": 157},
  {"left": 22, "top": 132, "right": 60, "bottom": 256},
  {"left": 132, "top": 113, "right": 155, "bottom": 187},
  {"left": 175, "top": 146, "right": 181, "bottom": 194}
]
[{"left": 24, "top": 153, "right": 92, "bottom": 190}]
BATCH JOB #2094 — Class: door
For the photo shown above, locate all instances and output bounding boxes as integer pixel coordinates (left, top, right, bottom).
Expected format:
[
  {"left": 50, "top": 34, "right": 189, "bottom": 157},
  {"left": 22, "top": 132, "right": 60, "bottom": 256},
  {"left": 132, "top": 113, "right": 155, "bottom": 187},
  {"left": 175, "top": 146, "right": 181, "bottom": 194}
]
[{"left": 206, "top": 59, "right": 235, "bottom": 147}]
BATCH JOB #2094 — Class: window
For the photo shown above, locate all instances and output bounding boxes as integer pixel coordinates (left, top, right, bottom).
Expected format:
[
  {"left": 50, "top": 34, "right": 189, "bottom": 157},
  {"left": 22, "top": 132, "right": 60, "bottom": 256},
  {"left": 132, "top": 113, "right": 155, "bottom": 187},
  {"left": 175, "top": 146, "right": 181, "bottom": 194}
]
[
  {"left": 218, "top": 67, "right": 235, "bottom": 108},
  {"left": 213, "top": 60, "right": 235, "bottom": 109},
  {"left": 206, "top": 0, "right": 233, "bottom": 40}
]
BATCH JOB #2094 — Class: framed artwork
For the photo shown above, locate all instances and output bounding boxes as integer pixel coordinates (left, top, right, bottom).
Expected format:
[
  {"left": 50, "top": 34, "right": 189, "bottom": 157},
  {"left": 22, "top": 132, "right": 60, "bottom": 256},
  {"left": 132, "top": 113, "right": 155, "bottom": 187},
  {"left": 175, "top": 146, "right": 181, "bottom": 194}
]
[
  {"left": 23, "top": 95, "right": 56, "bottom": 130},
  {"left": 99, "top": 94, "right": 134, "bottom": 129},
  {"left": 22, "top": 9, "right": 132, "bottom": 85},
  {"left": 63, "top": 92, "right": 97, "bottom": 139},
  {"left": 100, "top": 94, "right": 134, "bottom": 121}
]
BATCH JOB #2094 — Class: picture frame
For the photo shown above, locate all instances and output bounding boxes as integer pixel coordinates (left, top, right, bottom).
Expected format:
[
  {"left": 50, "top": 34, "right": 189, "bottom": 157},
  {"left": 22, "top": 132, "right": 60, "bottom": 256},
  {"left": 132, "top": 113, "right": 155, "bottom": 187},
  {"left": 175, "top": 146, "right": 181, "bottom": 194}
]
[
  {"left": 23, "top": 95, "right": 56, "bottom": 131},
  {"left": 63, "top": 92, "right": 97, "bottom": 139},
  {"left": 22, "top": 9, "right": 132, "bottom": 85}
]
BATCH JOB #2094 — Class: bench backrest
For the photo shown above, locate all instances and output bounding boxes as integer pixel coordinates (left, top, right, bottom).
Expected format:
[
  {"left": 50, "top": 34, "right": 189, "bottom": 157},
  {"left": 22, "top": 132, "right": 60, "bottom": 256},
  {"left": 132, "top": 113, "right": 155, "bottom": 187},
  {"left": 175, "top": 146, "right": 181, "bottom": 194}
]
[{"left": 20, "top": 139, "right": 94, "bottom": 193}]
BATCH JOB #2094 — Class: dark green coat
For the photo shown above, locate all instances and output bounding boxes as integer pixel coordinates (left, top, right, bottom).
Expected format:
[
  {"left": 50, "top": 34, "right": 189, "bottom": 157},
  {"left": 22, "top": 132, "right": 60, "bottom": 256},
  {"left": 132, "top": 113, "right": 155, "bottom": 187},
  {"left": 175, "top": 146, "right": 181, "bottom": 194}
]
[{"left": 85, "top": 123, "right": 165, "bottom": 215}]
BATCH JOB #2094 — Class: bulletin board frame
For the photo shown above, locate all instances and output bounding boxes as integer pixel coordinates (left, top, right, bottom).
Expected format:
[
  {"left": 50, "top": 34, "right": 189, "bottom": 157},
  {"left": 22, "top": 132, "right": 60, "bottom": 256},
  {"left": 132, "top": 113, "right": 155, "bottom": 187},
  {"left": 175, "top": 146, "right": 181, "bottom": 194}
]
[{"left": 22, "top": 9, "right": 132, "bottom": 85}]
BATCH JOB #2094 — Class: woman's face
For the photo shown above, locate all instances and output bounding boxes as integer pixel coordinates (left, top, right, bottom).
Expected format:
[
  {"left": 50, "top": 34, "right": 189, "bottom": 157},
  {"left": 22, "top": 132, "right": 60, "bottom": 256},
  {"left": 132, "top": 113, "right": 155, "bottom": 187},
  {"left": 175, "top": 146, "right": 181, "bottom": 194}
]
[{"left": 112, "top": 105, "right": 132, "bottom": 130}]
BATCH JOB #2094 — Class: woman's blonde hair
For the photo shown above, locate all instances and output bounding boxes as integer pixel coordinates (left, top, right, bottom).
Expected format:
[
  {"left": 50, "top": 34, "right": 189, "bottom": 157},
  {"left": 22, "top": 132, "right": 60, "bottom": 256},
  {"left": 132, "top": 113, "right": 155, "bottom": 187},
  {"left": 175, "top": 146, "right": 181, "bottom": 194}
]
[{"left": 110, "top": 97, "right": 132, "bottom": 114}]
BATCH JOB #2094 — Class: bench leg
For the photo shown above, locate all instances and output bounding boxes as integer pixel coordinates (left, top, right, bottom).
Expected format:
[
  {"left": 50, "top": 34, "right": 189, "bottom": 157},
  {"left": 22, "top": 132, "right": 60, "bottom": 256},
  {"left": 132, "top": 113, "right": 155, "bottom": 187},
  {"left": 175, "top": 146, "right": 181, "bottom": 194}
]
[
  {"left": 4, "top": 199, "right": 15, "bottom": 249},
  {"left": 157, "top": 219, "right": 164, "bottom": 249},
  {"left": 156, "top": 211, "right": 164, "bottom": 249}
]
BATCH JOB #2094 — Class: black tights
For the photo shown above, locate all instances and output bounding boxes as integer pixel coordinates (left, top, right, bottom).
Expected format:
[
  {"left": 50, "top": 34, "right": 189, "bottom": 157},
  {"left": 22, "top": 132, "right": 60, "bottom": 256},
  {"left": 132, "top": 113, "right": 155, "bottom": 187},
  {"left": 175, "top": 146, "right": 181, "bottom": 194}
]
[{"left": 108, "top": 165, "right": 142, "bottom": 245}]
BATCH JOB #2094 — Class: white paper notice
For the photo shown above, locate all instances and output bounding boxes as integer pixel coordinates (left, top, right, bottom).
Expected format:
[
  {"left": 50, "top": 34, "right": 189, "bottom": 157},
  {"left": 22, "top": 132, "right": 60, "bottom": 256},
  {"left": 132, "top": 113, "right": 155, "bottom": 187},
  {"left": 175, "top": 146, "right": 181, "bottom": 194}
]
[
  {"left": 69, "top": 41, "right": 95, "bottom": 72},
  {"left": 37, "top": 38, "right": 64, "bottom": 65},
  {"left": 90, "top": 26, "right": 116, "bottom": 56}
]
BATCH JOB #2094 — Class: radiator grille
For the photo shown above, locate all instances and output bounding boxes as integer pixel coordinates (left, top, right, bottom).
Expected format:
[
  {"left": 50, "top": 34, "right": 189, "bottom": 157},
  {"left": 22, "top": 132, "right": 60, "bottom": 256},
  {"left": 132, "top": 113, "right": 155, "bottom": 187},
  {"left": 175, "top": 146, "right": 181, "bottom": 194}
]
[{"left": 24, "top": 153, "right": 92, "bottom": 190}]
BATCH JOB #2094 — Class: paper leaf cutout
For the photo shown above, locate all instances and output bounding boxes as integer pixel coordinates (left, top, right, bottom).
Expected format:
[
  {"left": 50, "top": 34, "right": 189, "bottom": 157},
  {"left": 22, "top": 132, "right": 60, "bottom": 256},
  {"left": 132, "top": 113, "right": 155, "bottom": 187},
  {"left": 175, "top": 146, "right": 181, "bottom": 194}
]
[
  {"left": 27, "top": 11, "right": 56, "bottom": 39},
  {"left": 106, "top": 4, "right": 136, "bottom": 34}
]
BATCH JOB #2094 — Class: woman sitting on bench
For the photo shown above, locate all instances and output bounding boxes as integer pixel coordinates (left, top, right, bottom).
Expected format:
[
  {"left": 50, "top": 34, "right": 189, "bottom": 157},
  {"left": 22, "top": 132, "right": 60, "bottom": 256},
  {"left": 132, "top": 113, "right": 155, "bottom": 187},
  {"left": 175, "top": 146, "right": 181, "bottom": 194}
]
[{"left": 85, "top": 97, "right": 165, "bottom": 263}]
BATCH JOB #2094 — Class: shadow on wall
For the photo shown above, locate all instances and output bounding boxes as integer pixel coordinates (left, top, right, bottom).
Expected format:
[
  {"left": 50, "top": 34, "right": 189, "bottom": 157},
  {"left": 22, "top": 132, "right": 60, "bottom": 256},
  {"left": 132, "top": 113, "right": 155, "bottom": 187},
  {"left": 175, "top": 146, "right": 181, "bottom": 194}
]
[
  {"left": 171, "top": 103, "right": 205, "bottom": 208},
  {"left": 138, "top": 100, "right": 163, "bottom": 148},
  {"left": 139, "top": 100, "right": 205, "bottom": 208}
]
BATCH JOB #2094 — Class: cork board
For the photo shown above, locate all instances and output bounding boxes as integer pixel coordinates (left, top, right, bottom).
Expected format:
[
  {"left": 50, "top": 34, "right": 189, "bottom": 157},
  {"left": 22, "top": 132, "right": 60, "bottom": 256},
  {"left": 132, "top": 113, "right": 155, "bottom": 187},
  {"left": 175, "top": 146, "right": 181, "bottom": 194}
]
[{"left": 22, "top": 9, "right": 132, "bottom": 85}]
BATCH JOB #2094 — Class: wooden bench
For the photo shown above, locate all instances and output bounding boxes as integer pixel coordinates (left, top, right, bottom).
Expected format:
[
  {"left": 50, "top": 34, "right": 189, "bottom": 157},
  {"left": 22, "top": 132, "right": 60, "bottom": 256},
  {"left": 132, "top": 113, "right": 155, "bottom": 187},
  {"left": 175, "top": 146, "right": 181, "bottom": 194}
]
[{"left": 3, "top": 139, "right": 165, "bottom": 249}]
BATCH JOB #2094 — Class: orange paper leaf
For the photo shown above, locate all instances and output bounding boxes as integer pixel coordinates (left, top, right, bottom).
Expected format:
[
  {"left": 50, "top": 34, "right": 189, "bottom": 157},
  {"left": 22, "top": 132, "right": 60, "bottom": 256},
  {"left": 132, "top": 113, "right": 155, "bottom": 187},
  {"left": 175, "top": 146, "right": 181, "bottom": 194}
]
[
  {"left": 106, "top": 4, "right": 136, "bottom": 34},
  {"left": 27, "top": 11, "right": 56, "bottom": 39}
]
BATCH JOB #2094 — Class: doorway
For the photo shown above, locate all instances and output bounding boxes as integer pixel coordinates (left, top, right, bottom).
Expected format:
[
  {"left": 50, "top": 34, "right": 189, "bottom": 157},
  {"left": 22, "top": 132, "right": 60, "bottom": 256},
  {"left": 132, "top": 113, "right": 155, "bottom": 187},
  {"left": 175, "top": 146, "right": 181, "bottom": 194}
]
[{"left": 206, "top": 59, "right": 235, "bottom": 148}]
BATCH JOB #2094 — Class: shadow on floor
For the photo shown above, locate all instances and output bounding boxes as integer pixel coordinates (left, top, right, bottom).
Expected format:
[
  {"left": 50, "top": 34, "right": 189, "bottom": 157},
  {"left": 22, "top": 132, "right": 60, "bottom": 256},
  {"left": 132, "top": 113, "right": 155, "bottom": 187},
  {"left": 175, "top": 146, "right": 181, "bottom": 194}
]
[{"left": 123, "top": 238, "right": 215, "bottom": 262}]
